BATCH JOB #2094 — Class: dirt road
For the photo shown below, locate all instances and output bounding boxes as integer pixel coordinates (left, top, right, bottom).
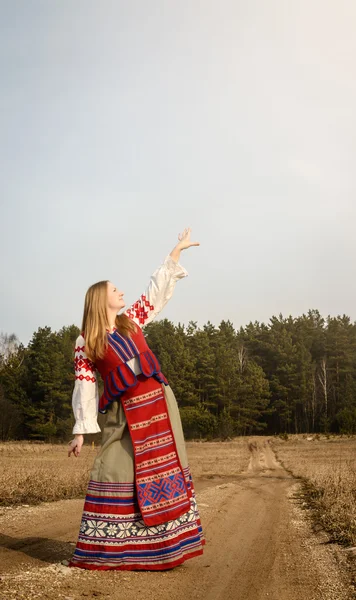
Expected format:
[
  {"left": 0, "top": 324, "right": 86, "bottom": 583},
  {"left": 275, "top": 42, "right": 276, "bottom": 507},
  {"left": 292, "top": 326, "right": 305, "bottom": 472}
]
[{"left": 0, "top": 438, "right": 354, "bottom": 600}]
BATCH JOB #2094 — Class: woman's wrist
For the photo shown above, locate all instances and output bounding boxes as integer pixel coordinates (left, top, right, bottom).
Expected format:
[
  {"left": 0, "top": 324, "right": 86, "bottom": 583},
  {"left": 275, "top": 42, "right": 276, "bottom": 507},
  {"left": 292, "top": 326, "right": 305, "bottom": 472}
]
[{"left": 169, "top": 244, "right": 183, "bottom": 263}]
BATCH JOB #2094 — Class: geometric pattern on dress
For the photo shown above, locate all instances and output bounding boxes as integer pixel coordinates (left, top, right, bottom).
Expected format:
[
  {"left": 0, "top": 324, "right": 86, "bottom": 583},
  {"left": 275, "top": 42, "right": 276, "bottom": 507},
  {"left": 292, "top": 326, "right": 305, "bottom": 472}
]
[
  {"left": 74, "top": 355, "right": 96, "bottom": 374},
  {"left": 68, "top": 466, "right": 206, "bottom": 570},
  {"left": 75, "top": 374, "right": 96, "bottom": 382},
  {"left": 74, "top": 345, "right": 85, "bottom": 353},
  {"left": 126, "top": 294, "right": 155, "bottom": 325},
  {"left": 71, "top": 494, "right": 204, "bottom": 570},
  {"left": 74, "top": 354, "right": 96, "bottom": 383},
  {"left": 137, "top": 472, "right": 186, "bottom": 507},
  {"left": 79, "top": 498, "right": 198, "bottom": 539}
]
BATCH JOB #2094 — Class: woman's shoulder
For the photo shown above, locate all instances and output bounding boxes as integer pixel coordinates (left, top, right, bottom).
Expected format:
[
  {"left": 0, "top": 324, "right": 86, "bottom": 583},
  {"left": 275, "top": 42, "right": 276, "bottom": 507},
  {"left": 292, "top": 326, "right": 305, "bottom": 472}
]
[{"left": 75, "top": 333, "right": 86, "bottom": 349}]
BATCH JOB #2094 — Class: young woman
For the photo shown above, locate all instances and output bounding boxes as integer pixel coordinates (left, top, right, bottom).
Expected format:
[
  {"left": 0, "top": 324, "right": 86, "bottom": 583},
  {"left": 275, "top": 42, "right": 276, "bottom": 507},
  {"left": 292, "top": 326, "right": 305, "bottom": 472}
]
[{"left": 67, "top": 228, "right": 205, "bottom": 571}]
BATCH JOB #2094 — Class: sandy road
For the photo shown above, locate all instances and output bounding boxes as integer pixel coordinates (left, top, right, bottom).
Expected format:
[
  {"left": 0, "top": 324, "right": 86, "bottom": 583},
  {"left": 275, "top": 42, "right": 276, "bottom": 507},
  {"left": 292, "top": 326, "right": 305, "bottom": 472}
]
[{"left": 0, "top": 438, "right": 354, "bottom": 600}]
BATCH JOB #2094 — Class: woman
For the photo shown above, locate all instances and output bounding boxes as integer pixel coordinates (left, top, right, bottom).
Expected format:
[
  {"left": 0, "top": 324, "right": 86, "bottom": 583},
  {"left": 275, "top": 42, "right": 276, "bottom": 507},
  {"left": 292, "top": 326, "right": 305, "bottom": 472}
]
[{"left": 67, "top": 227, "right": 205, "bottom": 571}]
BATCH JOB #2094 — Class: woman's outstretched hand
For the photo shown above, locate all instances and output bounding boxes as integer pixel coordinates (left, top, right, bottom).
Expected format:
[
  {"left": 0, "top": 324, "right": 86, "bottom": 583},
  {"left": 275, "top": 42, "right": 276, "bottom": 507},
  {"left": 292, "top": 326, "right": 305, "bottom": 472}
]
[
  {"left": 68, "top": 434, "right": 84, "bottom": 458},
  {"left": 177, "top": 227, "right": 200, "bottom": 250},
  {"left": 170, "top": 227, "right": 200, "bottom": 262}
]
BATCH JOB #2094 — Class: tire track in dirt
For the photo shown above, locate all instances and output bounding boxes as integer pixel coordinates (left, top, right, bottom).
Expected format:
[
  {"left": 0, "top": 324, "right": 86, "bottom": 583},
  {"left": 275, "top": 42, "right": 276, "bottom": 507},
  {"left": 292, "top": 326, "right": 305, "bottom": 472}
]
[{"left": 0, "top": 438, "right": 354, "bottom": 600}]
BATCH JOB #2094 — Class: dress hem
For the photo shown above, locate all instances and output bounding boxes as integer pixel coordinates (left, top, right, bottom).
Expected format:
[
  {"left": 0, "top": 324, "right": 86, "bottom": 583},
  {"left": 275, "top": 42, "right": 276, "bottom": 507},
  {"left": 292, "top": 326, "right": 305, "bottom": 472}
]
[{"left": 67, "top": 544, "right": 205, "bottom": 571}]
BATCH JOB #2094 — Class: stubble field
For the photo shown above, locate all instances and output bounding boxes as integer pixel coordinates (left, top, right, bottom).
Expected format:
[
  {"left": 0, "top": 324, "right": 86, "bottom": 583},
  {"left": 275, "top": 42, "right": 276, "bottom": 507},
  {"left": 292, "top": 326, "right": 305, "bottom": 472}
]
[{"left": 0, "top": 435, "right": 355, "bottom": 600}]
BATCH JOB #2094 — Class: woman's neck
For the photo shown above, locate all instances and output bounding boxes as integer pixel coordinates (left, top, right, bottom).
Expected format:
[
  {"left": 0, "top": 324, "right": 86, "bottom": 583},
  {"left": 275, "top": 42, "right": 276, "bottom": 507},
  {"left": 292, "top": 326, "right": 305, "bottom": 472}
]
[{"left": 107, "top": 310, "right": 118, "bottom": 331}]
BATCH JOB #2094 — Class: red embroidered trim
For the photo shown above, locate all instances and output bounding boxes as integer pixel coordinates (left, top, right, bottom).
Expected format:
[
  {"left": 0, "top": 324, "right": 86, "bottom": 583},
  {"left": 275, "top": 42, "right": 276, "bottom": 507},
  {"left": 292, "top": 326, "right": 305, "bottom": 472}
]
[
  {"left": 75, "top": 374, "right": 96, "bottom": 383},
  {"left": 126, "top": 294, "right": 155, "bottom": 325},
  {"left": 75, "top": 355, "right": 96, "bottom": 374}
]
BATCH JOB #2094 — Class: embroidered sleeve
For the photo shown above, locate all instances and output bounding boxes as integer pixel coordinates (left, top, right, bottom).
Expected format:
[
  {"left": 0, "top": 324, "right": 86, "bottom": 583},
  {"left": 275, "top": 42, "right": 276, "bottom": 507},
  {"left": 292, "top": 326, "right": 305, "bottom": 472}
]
[
  {"left": 72, "top": 335, "right": 101, "bottom": 434},
  {"left": 124, "top": 254, "right": 188, "bottom": 327}
]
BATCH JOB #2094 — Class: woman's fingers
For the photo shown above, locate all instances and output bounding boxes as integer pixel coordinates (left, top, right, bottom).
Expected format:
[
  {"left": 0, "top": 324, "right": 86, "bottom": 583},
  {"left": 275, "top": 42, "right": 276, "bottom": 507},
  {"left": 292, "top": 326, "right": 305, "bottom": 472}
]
[
  {"left": 177, "top": 228, "right": 200, "bottom": 248},
  {"left": 68, "top": 447, "right": 80, "bottom": 457},
  {"left": 67, "top": 439, "right": 81, "bottom": 458},
  {"left": 178, "top": 227, "right": 191, "bottom": 240}
]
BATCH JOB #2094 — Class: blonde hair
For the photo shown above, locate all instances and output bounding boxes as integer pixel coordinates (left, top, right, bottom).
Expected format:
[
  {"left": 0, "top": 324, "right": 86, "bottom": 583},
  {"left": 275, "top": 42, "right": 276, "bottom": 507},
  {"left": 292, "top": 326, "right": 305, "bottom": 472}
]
[{"left": 81, "top": 280, "right": 137, "bottom": 362}]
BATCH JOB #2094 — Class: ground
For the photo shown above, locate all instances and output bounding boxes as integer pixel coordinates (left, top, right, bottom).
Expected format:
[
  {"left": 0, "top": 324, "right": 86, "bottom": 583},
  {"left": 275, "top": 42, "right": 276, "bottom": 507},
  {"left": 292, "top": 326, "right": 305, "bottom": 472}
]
[{"left": 0, "top": 438, "right": 355, "bottom": 600}]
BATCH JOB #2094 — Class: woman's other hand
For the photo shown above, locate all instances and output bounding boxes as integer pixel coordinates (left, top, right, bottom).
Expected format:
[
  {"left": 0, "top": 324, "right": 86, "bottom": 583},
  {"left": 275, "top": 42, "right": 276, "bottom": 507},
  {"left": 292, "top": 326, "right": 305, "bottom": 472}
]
[{"left": 68, "top": 434, "right": 84, "bottom": 457}]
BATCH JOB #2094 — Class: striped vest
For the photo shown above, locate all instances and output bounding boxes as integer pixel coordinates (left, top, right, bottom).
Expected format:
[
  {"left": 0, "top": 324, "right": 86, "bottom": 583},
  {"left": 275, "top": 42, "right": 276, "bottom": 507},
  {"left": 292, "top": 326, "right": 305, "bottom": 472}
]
[{"left": 93, "top": 327, "right": 168, "bottom": 414}]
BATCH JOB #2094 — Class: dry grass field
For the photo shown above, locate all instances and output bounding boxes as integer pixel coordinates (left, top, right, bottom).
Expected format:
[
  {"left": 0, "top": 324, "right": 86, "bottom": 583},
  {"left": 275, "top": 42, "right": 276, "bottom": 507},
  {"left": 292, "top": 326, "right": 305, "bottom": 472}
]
[
  {"left": 0, "top": 438, "right": 251, "bottom": 506},
  {"left": 0, "top": 442, "right": 95, "bottom": 505},
  {"left": 1, "top": 435, "right": 355, "bottom": 550},
  {"left": 1, "top": 436, "right": 355, "bottom": 600},
  {"left": 271, "top": 434, "right": 356, "bottom": 547}
]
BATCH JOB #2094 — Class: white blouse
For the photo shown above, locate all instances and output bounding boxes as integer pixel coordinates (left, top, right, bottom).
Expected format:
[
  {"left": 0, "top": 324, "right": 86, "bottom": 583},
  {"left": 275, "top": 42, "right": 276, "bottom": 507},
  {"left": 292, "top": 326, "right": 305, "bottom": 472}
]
[{"left": 72, "top": 255, "right": 188, "bottom": 435}]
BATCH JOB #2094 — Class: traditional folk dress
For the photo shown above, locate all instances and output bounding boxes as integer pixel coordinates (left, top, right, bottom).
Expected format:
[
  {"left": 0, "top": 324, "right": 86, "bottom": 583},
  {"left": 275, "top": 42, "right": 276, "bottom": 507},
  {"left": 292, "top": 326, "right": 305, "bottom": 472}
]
[{"left": 68, "top": 255, "right": 205, "bottom": 570}]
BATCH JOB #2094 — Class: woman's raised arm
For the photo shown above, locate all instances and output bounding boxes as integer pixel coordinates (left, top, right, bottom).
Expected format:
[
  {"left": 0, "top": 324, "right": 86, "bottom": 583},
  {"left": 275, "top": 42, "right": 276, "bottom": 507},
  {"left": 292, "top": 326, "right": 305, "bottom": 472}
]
[{"left": 124, "top": 227, "right": 199, "bottom": 328}]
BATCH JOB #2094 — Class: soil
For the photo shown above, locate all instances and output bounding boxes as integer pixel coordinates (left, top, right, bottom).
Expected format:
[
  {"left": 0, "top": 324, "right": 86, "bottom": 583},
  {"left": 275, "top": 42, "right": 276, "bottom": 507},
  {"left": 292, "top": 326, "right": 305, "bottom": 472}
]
[{"left": 0, "top": 437, "right": 355, "bottom": 600}]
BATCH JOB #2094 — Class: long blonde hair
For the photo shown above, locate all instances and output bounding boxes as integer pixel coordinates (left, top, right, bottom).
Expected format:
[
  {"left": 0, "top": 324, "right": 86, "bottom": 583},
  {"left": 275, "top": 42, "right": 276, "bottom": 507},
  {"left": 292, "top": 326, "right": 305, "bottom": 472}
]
[{"left": 81, "top": 280, "right": 137, "bottom": 362}]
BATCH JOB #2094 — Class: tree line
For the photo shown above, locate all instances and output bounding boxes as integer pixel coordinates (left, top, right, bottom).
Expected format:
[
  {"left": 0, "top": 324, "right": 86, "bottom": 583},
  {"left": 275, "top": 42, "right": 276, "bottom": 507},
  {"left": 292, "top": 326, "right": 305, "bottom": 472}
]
[{"left": 1, "top": 309, "right": 356, "bottom": 441}]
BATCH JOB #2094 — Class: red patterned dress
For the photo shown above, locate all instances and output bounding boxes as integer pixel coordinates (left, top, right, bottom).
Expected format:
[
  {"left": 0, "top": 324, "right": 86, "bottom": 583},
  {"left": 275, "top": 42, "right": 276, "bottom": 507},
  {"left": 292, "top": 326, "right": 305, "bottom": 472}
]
[{"left": 68, "top": 255, "right": 205, "bottom": 570}]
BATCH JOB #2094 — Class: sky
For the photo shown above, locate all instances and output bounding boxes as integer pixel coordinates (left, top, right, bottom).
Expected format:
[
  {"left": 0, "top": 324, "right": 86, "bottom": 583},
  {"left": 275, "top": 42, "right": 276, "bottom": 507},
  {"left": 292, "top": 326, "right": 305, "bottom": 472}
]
[{"left": 1, "top": 0, "right": 356, "bottom": 346}]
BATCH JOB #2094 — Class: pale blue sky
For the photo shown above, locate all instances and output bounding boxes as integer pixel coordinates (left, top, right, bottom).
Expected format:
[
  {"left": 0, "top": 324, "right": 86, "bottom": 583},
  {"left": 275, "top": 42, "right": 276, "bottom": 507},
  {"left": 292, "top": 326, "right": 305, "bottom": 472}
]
[{"left": 1, "top": 1, "right": 356, "bottom": 345}]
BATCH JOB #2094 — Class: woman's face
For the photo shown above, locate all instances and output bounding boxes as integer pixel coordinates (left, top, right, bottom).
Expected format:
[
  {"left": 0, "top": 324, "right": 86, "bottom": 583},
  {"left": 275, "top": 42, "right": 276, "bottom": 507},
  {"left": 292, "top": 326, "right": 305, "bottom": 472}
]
[{"left": 106, "top": 282, "right": 125, "bottom": 311}]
